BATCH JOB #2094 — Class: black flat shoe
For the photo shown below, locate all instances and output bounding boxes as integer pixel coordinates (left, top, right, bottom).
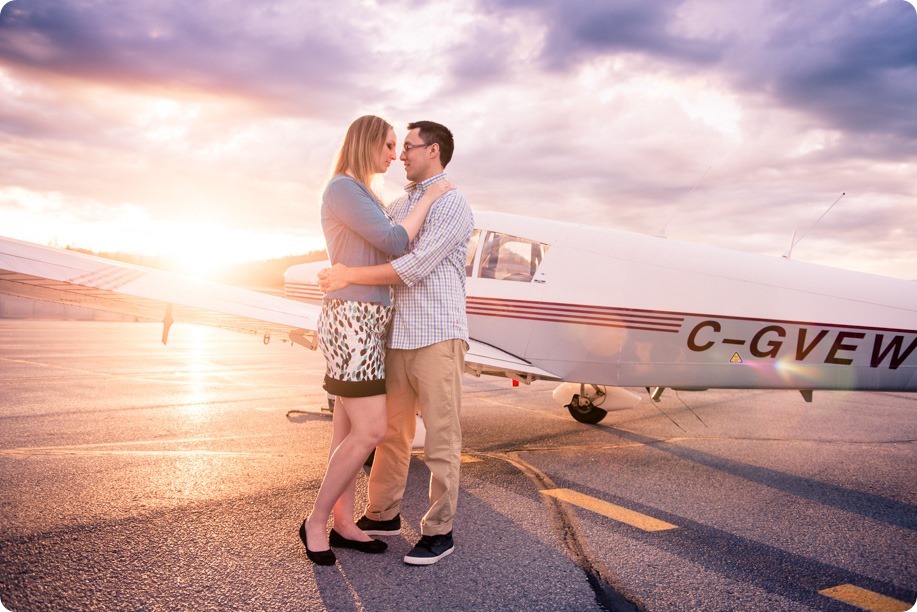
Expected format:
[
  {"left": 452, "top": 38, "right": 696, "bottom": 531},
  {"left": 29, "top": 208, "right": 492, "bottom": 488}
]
[
  {"left": 329, "top": 528, "right": 388, "bottom": 554},
  {"left": 299, "top": 520, "right": 336, "bottom": 566}
]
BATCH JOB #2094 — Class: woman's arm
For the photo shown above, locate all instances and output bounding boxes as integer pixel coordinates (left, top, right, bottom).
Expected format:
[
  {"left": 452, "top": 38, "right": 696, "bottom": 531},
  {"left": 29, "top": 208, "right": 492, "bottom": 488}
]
[
  {"left": 324, "top": 177, "right": 409, "bottom": 256},
  {"left": 398, "top": 180, "right": 454, "bottom": 241}
]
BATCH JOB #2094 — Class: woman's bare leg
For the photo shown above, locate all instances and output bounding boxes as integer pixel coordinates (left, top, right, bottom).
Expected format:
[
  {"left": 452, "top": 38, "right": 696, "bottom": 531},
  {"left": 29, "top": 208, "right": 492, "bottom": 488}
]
[
  {"left": 305, "top": 394, "right": 387, "bottom": 550},
  {"left": 327, "top": 399, "right": 368, "bottom": 540}
]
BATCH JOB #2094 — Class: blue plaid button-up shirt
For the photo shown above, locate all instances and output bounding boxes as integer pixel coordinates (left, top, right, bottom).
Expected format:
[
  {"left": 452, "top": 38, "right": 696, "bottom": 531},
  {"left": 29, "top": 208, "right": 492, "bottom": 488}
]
[{"left": 388, "top": 173, "right": 474, "bottom": 350}]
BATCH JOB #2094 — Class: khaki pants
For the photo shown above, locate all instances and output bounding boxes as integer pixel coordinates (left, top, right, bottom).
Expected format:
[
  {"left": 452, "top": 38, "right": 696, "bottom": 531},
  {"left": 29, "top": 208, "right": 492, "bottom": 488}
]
[{"left": 365, "top": 339, "right": 466, "bottom": 536}]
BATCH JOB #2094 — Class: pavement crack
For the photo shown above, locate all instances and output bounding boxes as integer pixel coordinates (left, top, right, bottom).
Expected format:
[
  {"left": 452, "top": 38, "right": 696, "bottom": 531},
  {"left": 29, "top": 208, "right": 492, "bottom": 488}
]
[{"left": 488, "top": 451, "right": 643, "bottom": 612}]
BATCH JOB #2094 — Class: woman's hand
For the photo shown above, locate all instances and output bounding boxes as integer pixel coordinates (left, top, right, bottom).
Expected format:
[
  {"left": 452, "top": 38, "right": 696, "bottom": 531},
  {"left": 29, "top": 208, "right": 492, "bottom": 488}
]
[
  {"left": 427, "top": 179, "right": 455, "bottom": 199},
  {"left": 400, "top": 179, "right": 456, "bottom": 241}
]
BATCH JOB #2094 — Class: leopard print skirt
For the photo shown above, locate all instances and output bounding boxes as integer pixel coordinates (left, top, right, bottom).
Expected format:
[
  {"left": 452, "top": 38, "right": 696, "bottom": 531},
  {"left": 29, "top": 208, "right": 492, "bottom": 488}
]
[{"left": 317, "top": 297, "right": 394, "bottom": 398}]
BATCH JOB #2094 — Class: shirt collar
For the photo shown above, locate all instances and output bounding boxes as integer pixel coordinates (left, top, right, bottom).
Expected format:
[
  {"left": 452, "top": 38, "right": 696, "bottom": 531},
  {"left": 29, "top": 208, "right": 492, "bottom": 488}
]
[{"left": 405, "top": 173, "right": 447, "bottom": 194}]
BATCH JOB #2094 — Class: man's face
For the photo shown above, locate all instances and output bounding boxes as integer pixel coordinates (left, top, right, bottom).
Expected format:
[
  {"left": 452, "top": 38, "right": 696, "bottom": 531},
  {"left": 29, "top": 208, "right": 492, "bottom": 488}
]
[{"left": 400, "top": 128, "right": 436, "bottom": 183}]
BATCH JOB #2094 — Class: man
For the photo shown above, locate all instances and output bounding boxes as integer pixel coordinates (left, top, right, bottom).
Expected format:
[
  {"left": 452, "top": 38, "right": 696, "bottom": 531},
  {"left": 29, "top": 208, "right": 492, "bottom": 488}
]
[{"left": 318, "top": 120, "right": 474, "bottom": 565}]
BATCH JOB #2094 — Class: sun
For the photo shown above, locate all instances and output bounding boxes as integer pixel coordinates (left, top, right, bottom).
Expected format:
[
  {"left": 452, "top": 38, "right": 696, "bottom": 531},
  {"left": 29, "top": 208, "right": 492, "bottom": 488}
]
[
  {"left": 160, "top": 224, "right": 239, "bottom": 279},
  {"left": 168, "top": 245, "right": 229, "bottom": 278},
  {"left": 152, "top": 222, "right": 325, "bottom": 281}
]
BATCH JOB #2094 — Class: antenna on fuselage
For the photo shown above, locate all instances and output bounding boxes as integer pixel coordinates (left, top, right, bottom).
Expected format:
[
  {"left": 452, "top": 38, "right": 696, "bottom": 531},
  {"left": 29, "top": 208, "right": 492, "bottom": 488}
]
[
  {"left": 783, "top": 192, "right": 845, "bottom": 259},
  {"left": 654, "top": 165, "right": 711, "bottom": 238}
]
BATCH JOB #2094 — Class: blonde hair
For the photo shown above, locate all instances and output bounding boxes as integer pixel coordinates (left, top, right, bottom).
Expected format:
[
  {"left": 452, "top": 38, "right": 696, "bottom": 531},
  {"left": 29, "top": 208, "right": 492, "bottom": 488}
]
[{"left": 333, "top": 115, "right": 392, "bottom": 196}]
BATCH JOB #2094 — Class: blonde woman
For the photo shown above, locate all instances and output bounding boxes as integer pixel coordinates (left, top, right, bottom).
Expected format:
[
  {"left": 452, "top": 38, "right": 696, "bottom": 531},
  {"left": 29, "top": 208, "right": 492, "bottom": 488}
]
[{"left": 300, "top": 115, "right": 452, "bottom": 565}]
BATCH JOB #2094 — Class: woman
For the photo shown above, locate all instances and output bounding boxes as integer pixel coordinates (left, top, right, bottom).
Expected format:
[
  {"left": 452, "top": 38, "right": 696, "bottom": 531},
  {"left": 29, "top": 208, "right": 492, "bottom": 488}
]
[{"left": 300, "top": 115, "right": 452, "bottom": 565}]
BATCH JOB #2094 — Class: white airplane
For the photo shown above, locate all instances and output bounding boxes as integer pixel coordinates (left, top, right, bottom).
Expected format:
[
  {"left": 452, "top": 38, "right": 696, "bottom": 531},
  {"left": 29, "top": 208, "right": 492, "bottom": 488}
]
[{"left": 2, "top": 210, "right": 915, "bottom": 424}]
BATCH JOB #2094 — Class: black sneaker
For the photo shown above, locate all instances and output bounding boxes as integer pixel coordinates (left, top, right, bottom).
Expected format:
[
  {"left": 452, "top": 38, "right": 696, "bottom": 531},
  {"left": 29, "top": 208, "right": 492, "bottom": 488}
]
[
  {"left": 403, "top": 532, "right": 454, "bottom": 565},
  {"left": 356, "top": 514, "right": 401, "bottom": 536}
]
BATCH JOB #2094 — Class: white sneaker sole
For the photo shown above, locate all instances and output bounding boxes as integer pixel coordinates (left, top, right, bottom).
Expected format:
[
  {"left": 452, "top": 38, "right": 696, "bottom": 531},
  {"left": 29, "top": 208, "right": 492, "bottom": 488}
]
[
  {"left": 361, "top": 528, "right": 401, "bottom": 536},
  {"left": 403, "top": 545, "right": 454, "bottom": 566}
]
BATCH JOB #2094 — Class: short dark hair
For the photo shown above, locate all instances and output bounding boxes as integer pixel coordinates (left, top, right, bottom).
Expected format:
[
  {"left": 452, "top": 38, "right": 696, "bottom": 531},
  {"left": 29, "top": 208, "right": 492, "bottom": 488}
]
[{"left": 408, "top": 120, "right": 454, "bottom": 168}]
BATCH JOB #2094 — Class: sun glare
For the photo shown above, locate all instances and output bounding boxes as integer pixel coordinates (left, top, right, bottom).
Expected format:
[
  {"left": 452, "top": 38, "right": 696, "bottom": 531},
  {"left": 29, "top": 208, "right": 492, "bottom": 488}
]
[
  {"left": 1, "top": 183, "right": 326, "bottom": 279},
  {"left": 165, "top": 240, "right": 230, "bottom": 277},
  {"left": 149, "top": 222, "right": 326, "bottom": 280},
  {"left": 159, "top": 223, "right": 264, "bottom": 279}
]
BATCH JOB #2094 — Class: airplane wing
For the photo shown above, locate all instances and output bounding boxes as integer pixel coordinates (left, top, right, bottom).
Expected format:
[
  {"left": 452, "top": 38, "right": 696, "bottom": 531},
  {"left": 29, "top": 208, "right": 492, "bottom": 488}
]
[
  {"left": 465, "top": 339, "right": 561, "bottom": 384},
  {"left": 1, "top": 235, "right": 560, "bottom": 384},
  {"left": 0, "top": 236, "right": 319, "bottom": 348}
]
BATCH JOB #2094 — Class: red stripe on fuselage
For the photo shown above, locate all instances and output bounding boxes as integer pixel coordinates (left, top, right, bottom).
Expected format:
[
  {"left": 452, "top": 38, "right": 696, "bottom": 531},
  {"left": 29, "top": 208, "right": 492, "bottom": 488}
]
[{"left": 286, "top": 284, "right": 916, "bottom": 337}]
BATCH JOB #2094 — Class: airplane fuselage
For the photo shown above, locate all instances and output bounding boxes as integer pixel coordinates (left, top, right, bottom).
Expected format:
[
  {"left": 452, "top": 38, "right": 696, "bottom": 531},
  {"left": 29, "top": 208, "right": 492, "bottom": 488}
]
[
  {"left": 464, "top": 212, "right": 916, "bottom": 391},
  {"left": 287, "top": 211, "right": 917, "bottom": 392}
]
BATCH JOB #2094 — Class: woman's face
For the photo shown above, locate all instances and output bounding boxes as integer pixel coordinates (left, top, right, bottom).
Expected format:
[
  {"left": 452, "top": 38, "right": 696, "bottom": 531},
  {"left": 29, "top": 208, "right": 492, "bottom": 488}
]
[{"left": 373, "top": 127, "right": 397, "bottom": 174}]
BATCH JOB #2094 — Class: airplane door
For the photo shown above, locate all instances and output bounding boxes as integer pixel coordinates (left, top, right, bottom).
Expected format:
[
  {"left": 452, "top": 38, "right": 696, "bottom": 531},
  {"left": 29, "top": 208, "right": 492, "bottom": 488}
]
[{"left": 466, "top": 230, "right": 552, "bottom": 358}]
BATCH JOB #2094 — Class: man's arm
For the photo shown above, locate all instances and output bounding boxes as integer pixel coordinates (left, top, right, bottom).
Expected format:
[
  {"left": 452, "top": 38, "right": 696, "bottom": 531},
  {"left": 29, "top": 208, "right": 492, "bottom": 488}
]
[
  {"left": 389, "top": 192, "right": 473, "bottom": 287},
  {"left": 318, "top": 262, "right": 402, "bottom": 293},
  {"left": 318, "top": 190, "right": 472, "bottom": 293}
]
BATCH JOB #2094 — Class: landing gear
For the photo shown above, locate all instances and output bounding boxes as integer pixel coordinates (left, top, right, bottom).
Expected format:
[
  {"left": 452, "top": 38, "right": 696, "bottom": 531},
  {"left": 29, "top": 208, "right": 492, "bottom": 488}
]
[
  {"left": 566, "top": 400, "right": 607, "bottom": 424},
  {"left": 565, "top": 385, "right": 609, "bottom": 424},
  {"left": 553, "top": 383, "right": 640, "bottom": 423}
]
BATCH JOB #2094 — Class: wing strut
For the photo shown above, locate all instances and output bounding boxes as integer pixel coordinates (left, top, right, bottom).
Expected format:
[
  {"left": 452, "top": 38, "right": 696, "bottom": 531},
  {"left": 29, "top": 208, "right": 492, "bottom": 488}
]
[
  {"left": 161, "top": 304, "right": 174, "bottom": 345},
  {"left": 289, "top": 328, "right": 318, "bottom": 350}
]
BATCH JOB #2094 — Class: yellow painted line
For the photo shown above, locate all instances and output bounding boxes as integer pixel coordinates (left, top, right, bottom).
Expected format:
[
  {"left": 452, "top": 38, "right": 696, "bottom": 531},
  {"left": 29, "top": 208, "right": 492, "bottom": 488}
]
[
  {"left": 410, "top": 452, "right": 482, "bottom": 463},
  {"left": 819, "top": 584, "right": 912, "bottom": 611},
  {"left": 541, "top": 488, "right": 678, "bottom": 532},
  {"left": 0, "top": 434, "right": 277, "bottom": 457},
  {"left": 0, "top": 448, "right": 272, "bottom": 458}
]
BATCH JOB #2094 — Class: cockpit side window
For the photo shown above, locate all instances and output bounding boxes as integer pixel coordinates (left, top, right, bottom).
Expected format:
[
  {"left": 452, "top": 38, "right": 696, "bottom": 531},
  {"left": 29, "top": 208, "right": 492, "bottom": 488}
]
[{"left": 477, "top": 231, "right": 550, "bottom": 282}]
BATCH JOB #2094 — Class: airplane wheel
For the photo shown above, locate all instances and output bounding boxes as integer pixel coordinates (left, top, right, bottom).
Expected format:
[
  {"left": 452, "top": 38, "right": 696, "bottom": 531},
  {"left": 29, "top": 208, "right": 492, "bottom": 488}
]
[{"left": 567, "top": 401, "right": 608, "bottom": 424}]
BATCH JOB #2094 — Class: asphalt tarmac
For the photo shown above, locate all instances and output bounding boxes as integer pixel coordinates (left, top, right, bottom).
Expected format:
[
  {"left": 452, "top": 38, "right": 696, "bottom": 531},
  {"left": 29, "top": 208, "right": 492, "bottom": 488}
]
[{"left": 0, "top": 320, "right": 915, "bottom": 611}]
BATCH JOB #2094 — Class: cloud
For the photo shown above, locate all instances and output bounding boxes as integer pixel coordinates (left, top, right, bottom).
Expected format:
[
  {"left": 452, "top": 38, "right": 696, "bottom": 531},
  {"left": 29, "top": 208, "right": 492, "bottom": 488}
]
[
  {"left": 0, "top": 0, "right": 914, "bottom": 279},
  {"left": 474, "top": 0, "right": 917, "bottom": 155},
  {"left": 0, "top": 0, "right": 367, "bottom": 116},
  {"left": 480, "top": 0, "right": 722, "bottom": 69},
  {"left": 753, "top": 1, "right": 917, "bottom": 150}
]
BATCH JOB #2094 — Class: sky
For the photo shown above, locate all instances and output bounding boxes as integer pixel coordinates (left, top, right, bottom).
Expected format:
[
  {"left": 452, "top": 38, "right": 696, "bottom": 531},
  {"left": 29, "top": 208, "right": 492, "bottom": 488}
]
[{"left": 1, "top": 0, "right": 915, "bottom": 279}]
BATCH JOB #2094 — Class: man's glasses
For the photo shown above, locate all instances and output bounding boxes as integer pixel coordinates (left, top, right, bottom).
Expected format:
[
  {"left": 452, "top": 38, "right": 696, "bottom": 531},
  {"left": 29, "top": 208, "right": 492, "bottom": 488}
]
[{"left": 403, "top": 142, "right": 433, "bottom": 152}]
